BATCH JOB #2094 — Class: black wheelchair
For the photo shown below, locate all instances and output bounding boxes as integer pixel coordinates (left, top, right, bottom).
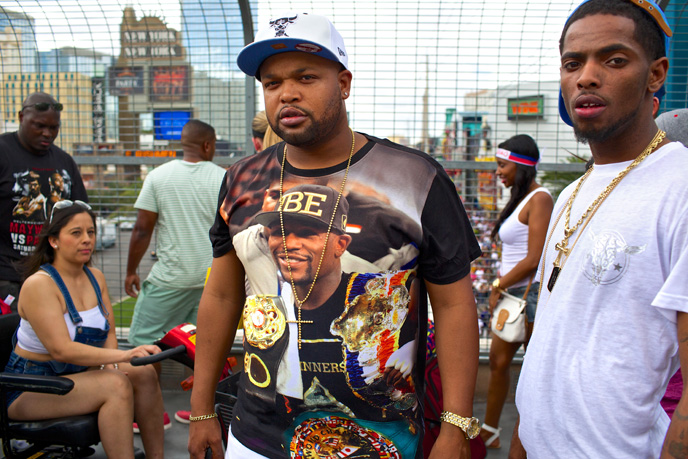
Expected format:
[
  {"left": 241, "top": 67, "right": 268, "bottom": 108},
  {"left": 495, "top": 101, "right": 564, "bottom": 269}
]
[{"left": 0, "top": 313, "right": 184, "bottom": 458}]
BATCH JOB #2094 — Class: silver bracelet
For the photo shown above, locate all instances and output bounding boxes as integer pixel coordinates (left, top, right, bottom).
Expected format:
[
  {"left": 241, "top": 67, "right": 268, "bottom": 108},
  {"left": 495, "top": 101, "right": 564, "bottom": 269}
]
[{"left": 99, "top": 363, "right": 119, "bottom": 370}]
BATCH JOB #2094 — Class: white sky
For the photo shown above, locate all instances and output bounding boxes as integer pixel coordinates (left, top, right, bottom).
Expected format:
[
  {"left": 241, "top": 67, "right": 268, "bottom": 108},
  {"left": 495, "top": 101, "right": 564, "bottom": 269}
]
[{"left": 0, "top": 0, "right": 580, "bottom": 141}]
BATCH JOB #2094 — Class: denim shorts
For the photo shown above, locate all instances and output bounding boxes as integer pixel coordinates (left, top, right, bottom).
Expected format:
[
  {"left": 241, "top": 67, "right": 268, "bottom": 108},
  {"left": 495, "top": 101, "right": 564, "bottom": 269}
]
[
  {"left": 3, "top": 352, "right": 84, "bottom": 408},
  {"left": 507, "top": 282, "right": 540, "bottom": 323}
]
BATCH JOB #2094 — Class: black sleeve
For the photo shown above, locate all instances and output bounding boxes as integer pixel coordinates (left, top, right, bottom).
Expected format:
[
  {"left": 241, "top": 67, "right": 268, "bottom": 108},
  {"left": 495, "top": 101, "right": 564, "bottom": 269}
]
[
  {"left": 69, "top": 156, "right": 88, "bottom": 202},
  {"left": 418, "top": 170, "right": 482, "bottom": 284},
  {"left": 209, "top": 172, "right": 233, "bottom": 258}
]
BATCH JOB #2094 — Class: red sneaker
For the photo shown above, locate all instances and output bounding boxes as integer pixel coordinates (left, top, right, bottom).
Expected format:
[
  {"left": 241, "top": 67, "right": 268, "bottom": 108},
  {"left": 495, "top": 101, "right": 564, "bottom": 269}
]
[
  {"left": 174, "top": 410, "right": 191, "bottom": 424},
  {"left": 133, "top": 412, "right": 172, "bottom": 434}
]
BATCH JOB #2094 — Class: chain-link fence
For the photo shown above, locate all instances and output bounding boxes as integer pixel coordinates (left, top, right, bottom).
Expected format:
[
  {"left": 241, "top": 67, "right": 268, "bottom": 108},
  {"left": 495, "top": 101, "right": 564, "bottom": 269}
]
[{"left": 2, "top": 0, "right": 686, "bottom": 350}]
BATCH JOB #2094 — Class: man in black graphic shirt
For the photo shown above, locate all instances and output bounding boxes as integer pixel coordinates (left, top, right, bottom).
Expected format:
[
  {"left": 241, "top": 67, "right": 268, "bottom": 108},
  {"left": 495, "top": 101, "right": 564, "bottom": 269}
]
[
  {"left": 0, "top": 92, "right": 87, "bottom": 310},
  {"left": 190, "top": 13, "right": 481, "bottom": 459}
]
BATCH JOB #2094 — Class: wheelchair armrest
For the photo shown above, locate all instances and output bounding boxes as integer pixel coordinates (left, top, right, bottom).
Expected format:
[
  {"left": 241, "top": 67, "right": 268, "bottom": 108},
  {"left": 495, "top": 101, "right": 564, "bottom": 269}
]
[{"left": 0, "top": 372, "right": 74, "bottom": 395}]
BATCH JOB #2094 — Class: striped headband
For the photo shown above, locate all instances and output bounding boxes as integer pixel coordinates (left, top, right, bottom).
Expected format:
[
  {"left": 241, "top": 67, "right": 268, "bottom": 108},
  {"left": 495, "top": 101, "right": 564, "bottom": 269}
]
[{"left": 496, "top": 148, "right": 538, "bottom": 167}]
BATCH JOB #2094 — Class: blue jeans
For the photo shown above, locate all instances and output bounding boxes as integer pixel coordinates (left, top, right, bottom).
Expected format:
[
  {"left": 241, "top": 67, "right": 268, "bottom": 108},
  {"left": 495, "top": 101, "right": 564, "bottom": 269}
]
[
  {"left": 507, "top": 282, "right": 540, "bottom": 323},
  {"left": 3, "top": 352, "right": 88, "bottom": 408}
]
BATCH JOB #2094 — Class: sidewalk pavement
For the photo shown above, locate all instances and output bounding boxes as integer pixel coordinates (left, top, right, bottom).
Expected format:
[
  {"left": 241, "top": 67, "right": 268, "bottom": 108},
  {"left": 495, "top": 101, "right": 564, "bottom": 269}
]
[{"left": 88, "top": 389, "right": 519, "bottom": 458}]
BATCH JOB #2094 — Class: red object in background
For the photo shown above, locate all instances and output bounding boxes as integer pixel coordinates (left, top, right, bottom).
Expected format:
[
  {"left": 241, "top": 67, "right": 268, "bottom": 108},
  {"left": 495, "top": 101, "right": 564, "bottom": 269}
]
[
  {"left": 157, "top": 323, "right": 236, "bottom": 390},
  {"left": 423, "top": 356, "right": 486, "bottom": 459},
  {"left": 0, "top": 300, "right": 10, "bottom": 315}
]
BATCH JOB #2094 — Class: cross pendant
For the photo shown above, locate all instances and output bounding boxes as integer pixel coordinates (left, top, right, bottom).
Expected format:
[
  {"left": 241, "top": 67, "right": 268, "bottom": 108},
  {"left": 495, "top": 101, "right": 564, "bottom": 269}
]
[{"left": 286, "top": 316, "right": 314, "bottom": 349}]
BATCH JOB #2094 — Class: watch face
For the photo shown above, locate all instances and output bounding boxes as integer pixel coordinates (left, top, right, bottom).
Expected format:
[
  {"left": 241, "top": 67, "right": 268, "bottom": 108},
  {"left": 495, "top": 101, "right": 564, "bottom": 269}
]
[{"left": 467, "top": 418, "right": 481, "bottom": 439}]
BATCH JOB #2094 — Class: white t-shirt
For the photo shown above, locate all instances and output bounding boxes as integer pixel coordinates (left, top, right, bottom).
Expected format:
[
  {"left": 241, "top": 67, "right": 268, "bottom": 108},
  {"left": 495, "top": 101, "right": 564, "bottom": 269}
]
[{"left": 516, "top": 142, "right": 688, "bottom": 458}]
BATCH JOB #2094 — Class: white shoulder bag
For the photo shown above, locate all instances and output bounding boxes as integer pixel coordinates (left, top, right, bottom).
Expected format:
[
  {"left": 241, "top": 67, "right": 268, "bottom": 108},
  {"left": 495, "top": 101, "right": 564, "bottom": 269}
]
[{"left": 490, "top": 277, "right": 533, "bottom": 343}]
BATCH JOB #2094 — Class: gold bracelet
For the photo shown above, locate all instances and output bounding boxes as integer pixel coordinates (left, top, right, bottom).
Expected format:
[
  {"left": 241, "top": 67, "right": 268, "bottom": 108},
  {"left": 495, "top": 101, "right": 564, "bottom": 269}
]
[{"left": 188, "top": 413, "right": 218, "bottom": 422}]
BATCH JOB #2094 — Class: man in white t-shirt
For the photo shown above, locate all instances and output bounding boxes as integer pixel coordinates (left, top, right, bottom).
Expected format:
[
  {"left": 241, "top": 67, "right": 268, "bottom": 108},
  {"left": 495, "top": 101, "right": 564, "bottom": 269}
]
[{"left": 511, "top": 0, "right": 688, "bottom": 457}]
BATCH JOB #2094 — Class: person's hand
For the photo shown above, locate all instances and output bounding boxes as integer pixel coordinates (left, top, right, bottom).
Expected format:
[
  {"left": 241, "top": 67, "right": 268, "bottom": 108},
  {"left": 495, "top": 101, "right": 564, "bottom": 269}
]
[
  {"left": 188, "top": 418, "right": 224, "bottom": 458},
  {"left": 124, "top": 273, "right": 141, "bottom": 298},
  {"left": 428, "top": 428, "right": 471, "bottom": 459},
  {"left": 124, "top": 344, "right": 161, "bottom": 361},
  {"left": 488, "top": 286, "right": 502, "bottom": 313}
]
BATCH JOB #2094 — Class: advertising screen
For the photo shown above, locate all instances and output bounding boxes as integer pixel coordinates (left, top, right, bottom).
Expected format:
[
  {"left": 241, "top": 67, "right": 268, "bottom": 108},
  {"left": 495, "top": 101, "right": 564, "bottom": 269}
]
[{"left": 154, "top": 111, "right": 191, "bottom": 140}]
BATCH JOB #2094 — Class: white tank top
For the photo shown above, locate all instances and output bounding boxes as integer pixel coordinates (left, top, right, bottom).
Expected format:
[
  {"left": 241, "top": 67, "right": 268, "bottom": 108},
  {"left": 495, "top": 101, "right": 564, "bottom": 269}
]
[
  {"left": 498, "top": 187, "right": 552, "bottom": 288},
  {"left": 16, "top": 306, "right": 107, "bottom": 354}
]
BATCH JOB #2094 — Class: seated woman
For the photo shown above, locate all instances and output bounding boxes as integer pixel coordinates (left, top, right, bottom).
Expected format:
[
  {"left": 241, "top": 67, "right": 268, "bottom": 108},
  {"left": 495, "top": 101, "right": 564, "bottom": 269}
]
[{"left": 4, "top": 200, "right": 165, "bottom": 459}]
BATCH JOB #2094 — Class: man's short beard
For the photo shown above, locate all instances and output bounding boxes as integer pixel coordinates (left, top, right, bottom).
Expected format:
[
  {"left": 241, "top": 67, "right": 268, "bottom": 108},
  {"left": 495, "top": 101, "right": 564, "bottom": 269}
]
[
  {"left": 273, "top": 96, "right": 343, "bottom": 147},
  {"left": 573, "top": 109, "right": 637, "bottom": 145}
]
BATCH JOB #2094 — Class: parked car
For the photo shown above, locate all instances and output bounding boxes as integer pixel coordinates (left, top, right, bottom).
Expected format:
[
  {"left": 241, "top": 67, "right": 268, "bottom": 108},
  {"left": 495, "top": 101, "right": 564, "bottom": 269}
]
[
  {"left": 107, "top": 215, "right": 136, "bottom": 231},
  {"left": 96, "top": 218, "right": 116, "bottom": 250}
]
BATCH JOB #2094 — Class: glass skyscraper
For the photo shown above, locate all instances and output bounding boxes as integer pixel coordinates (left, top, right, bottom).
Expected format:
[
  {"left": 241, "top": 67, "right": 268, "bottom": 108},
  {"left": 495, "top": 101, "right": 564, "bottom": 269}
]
[{"left": 181, "top": 0, "right": 257, "bottom": 77}]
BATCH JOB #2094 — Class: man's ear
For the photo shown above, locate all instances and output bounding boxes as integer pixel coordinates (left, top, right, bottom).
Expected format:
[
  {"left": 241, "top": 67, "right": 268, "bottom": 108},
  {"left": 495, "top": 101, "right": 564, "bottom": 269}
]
[
  {"left": 648, "top": 56, "right": 669, "bottom": 94},
  {"left": 338, "top": 69, "right": 352, "bottom": 99},
  {"left": 334, "top": 234, "right": 353, "bottom": 257}
]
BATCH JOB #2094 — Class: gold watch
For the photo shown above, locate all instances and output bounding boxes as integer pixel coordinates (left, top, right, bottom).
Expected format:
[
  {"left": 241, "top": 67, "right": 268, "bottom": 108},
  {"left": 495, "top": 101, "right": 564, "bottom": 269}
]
[
  {"left": 440, "top": 411, "right": 481, "bottom": 439},
  {"left": 492, "top": 278, "right": 501, "bottom": 289}
]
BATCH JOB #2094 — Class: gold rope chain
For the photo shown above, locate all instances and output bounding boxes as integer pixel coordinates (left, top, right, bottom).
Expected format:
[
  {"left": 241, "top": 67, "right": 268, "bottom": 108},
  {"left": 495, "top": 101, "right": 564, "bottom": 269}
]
[
  {"left": 562, "top": 130, "right": 665, "bottom": 243},
  {"left": 547, "top": 129, "right": 666, "bottom": 292},
  {"left": 279, "top": 128, "right": 356, "bottom": 348}
]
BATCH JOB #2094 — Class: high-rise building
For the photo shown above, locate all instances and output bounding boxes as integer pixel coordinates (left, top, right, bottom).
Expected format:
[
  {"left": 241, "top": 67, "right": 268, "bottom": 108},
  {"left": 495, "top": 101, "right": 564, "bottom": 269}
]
[
  {"left": 664, "top": 3, "right": 688, "bottom": 111},
  {"left": 180, "top": 0, "right": 256, "bottom": 76},
  {"left": 38, "top": 47, "right": 113, "bottom": 78},
  {"left": 0, "top": 6, "right": 38, "bottom": 74},
  {"left": 180, "top": 0, "right": 257, "bottom": 152}
]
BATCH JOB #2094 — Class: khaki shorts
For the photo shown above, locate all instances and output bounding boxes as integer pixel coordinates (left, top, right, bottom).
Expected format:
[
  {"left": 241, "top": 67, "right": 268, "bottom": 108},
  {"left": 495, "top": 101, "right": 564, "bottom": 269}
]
[{"left": 127, "top": 280, "right": 203, "bottom": 346}]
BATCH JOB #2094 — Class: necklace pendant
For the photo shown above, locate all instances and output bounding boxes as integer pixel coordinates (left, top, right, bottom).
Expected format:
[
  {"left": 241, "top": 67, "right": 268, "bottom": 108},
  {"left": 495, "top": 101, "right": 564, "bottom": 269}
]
[{"left": 547, "top": 266, "right": 561, "bottom": 292}]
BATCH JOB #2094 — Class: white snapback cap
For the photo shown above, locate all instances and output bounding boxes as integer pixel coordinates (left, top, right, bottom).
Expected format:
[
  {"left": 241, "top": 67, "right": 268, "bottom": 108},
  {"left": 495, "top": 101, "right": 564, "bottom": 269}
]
[{"left": 237, "top": 13, "right": 348, "bottom": 78}]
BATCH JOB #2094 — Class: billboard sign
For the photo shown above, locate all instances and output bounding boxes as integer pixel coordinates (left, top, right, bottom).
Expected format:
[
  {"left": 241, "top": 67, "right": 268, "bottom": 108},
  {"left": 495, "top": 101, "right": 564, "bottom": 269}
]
[
  {"left": 92, "top": 78, "right": 106, "bottom": 143},
  {"left": 108, "top": 66, "right": 144, "bottom": 96},
  {"left": 507, "top": 95, "right": 544, "bottom": 120},
  {"left": 149, "top": 66, "right": 190, "bottom": 102}
]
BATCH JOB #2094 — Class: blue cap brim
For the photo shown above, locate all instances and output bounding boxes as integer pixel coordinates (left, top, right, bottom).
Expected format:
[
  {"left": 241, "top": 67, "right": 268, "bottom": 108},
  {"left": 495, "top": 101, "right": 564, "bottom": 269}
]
[{"left": 238, "top": 38, "right": 343, "bottom": 77}]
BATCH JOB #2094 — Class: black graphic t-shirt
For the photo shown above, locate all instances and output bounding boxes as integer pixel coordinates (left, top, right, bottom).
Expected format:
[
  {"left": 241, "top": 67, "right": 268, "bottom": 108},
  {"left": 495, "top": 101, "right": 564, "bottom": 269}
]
[
  {"left": 210, "top": 134, "right": 481, "bottom": 458},
  {"left": 0, "top": 132, "right": 87, "bottom": 282}
]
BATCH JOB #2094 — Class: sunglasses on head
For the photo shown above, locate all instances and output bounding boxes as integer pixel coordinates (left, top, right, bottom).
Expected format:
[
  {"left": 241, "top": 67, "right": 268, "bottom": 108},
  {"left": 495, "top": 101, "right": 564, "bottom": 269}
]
[
  {"left": 22, "top": 102, "right": 64, "bottom": 112},
  {"left": 50, "top": 200, "right": 91, "bottom": 223}
]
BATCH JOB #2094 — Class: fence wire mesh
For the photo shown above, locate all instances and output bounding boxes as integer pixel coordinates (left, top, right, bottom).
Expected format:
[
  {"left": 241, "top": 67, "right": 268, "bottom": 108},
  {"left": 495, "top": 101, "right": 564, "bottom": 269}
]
[{"left": 1, "top": 0, "right": 686, "bottom": 351}]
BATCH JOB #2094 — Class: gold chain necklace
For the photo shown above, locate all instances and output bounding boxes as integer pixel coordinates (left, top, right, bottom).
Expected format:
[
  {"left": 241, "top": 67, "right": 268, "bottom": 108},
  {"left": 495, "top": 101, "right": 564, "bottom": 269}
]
[
  {"left": 547, "top": 129, "right": 666, "bottom": 291},
  {"left": 279, "top": 128, "right": 356, "bottom": 348}
]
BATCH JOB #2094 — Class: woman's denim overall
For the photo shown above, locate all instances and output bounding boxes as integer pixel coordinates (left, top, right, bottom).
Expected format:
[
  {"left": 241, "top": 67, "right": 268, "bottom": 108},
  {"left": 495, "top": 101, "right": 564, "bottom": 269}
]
[{"left": 4, "top": 264, "right": 110, "bottom": 406}]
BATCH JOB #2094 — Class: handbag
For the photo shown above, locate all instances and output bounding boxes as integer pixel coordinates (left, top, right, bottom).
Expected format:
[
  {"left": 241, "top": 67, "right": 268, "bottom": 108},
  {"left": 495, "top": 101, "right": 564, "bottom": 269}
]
[{"left": 490, "top": 276, "right": 533, "bottom": 343}]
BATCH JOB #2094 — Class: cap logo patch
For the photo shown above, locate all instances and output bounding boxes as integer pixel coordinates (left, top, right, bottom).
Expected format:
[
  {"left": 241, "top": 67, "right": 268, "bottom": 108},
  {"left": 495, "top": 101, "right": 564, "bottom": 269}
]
[
  {"left": 280, "top": 191, "right": 326, "bottom": 217},
  {"left": 338, "top": 47, "right": 346, "bottom": 57},
  {"left": 295, "top": 43, "right": 322, "bottom": 53},
  {"left": 271, "top": 43, "right": 287, "bottom": 50},
  {"left": 270, "top": 15, "right": 298, "bottom": 37}
]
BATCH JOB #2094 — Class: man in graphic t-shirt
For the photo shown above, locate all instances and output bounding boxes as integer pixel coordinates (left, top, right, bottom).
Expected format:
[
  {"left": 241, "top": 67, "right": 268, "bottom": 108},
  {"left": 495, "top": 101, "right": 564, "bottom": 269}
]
[
  {"left": 0, "top": 92, "right": 87, "bottom": 310},
  {"left": 189, "top": 13, "right": 482, "bottom": 459}
]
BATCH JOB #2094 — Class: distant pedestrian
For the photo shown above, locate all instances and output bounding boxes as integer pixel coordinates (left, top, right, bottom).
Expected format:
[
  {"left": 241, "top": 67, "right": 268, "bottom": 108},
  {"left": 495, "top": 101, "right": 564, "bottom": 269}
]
[{"left": 125, "top": 119, "right": 226, "bottom": 428}]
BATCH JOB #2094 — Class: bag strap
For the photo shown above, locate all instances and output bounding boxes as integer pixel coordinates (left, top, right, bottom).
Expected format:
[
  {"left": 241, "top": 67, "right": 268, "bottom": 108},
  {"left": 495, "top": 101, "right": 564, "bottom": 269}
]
[{"left": 521, "top": 273, "right": 536, "bottom": 300}]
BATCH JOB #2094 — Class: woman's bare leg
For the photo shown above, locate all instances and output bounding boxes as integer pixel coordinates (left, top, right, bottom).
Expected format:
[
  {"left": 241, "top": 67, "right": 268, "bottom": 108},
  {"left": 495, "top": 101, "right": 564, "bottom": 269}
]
[
  {"left": 119, "top": 362, "right": 165, "bottom": 459},
  {"left": 8, "top": 369, "right": 136, "bottom": 459},
  {"left": 481, "top": 334, "right": 523, "bottom": 447}
]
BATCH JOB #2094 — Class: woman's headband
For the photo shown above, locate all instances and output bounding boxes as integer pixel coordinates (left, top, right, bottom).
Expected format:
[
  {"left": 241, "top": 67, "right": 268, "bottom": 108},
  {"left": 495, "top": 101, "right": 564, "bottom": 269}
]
[{"left": 495, "top": 148, "right": 538, "bottom": 167}]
